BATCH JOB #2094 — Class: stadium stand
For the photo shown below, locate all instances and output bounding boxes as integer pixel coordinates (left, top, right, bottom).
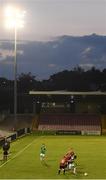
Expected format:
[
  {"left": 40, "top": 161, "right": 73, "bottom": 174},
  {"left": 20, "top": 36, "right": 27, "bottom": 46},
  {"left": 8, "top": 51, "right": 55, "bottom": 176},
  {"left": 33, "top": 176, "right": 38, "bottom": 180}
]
[{"left": 38, "top": 113, "right": 101, "bottom": 134}]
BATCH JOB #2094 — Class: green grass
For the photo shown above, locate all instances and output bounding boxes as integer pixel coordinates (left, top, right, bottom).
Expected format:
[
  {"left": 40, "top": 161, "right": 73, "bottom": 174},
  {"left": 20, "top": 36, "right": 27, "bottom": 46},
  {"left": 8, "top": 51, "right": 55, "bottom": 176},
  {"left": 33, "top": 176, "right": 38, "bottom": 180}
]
[{"left": 0, "top": 134, "right": 106, "bottom": 179}]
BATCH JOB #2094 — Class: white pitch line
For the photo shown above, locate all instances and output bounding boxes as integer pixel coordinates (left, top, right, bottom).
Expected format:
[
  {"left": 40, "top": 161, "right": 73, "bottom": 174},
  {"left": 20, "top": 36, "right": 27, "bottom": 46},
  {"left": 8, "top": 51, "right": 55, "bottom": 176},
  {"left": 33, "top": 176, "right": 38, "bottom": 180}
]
[{"left": 0, "top": 136, "right": 44, "bottom": 168}]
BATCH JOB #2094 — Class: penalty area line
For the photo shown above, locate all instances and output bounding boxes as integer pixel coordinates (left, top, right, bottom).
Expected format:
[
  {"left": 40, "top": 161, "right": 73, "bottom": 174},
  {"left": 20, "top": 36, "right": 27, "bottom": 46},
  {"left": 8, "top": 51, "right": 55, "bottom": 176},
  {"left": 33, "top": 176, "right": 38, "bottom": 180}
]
[{"left": 0, "top": 136, "right": 44, "bottom": 168}]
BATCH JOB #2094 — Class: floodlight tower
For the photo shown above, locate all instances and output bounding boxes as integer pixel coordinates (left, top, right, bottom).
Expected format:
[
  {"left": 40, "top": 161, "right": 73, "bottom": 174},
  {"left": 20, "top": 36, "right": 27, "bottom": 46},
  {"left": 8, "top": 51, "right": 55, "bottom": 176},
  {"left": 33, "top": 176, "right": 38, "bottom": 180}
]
[{"left": 4, "top": 6, "right": 25, "bottom": 127}]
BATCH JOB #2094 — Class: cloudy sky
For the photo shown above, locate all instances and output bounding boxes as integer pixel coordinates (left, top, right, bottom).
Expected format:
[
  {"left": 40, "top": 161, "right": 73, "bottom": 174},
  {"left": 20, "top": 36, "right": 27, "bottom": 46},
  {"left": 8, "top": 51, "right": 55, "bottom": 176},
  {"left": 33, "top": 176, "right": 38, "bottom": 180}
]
[{"left": 0, "top": 0, "right": 106, "bottom": 41}]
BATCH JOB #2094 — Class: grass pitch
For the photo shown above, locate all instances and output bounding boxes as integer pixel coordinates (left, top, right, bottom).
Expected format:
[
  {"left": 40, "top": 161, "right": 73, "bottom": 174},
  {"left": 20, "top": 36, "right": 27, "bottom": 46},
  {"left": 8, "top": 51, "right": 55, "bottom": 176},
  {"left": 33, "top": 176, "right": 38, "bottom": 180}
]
[{"left": 0, "top": 134, "right": 106, "bottom": 179}]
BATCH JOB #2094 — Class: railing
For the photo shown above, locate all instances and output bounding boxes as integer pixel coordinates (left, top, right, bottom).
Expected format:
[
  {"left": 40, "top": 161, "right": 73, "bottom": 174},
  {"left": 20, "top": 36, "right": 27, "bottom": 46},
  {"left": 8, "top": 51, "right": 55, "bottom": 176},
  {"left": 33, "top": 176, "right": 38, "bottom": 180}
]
[{"left": 0, "top": 127, "right": 31, "bottom": 147}]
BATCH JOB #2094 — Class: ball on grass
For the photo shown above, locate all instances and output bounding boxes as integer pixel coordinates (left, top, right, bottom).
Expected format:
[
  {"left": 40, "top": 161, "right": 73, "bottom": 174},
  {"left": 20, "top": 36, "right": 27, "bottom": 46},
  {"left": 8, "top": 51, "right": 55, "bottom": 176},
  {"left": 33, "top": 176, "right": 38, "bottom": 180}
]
[{"left": 84, "top": 172, "right": 88, "bottom": 176}]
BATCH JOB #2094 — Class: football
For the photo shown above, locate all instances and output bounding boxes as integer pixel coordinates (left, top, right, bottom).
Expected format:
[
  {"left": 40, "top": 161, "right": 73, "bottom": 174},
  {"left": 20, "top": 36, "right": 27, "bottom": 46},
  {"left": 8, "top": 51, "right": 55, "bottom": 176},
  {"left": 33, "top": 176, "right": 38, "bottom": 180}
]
[{"left": 84, "top": 172, "right": 88, "bottom": 176}]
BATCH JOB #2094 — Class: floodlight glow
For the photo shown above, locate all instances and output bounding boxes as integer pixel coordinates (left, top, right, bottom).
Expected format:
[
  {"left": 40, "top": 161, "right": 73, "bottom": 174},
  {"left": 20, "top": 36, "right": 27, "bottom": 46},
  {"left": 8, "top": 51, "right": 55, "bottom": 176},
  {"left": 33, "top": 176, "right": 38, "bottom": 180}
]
[
  {"left": 4, "top": 6, "right": 25, "bottom": 29},
  {"left": 3, "top": 5, "right": 26, "bottom": 128}
]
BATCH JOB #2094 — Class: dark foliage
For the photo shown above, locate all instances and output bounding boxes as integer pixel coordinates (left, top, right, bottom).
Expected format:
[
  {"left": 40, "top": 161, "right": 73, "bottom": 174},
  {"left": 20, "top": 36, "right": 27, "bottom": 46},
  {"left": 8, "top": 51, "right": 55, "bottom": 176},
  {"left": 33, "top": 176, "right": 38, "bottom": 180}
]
[{"left": 0, "top": 67, "right": 106, "bottom": 113}]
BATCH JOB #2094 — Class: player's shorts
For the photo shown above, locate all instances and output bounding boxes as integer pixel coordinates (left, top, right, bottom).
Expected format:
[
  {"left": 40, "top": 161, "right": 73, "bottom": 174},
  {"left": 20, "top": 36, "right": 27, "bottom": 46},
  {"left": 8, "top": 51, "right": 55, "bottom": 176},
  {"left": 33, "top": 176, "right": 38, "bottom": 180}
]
[
  {"left": 68, "top": 162, "right": 75, "bottom": 169},
  {"left": 60, "top": 164, "right": 67, "bottom": 169},
  {"left": 40, "top": 153, "right": 45, "bottom": 157}
]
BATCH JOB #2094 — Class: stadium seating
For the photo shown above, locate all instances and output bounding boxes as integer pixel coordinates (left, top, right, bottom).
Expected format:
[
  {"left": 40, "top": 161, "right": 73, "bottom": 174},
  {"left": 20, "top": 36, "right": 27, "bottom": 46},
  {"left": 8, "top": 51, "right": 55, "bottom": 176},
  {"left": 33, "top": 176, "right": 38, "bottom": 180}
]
[{"left": 38, "top": 113, "right": 101, "bottom": 133}]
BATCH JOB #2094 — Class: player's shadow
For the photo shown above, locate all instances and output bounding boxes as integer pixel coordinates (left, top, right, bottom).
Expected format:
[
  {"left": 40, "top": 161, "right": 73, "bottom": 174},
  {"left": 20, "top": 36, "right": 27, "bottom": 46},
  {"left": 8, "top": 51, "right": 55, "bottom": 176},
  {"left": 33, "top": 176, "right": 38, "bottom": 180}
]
[
  {"left": 41, "top": 160, "right": 50, "bottom": 168},
  {"left": 75, "top": 167, "right": 87, "bottom": 178}
]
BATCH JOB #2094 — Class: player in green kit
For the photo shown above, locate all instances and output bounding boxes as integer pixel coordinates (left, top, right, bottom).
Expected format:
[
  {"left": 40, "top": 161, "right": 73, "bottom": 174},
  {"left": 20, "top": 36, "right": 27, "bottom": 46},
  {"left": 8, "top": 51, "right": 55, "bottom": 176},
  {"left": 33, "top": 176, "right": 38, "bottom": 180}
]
[{"left": 40, "top": 144, "right": 46, "bottom": 161}]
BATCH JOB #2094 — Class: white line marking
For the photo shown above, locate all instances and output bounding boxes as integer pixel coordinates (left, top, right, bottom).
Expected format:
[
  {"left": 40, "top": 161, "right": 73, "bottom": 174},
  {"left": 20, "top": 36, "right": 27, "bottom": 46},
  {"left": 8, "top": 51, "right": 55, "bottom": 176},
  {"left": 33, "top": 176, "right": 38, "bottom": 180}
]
[{"left": 0, "top": 136, "right": 44, "bottom": 168}]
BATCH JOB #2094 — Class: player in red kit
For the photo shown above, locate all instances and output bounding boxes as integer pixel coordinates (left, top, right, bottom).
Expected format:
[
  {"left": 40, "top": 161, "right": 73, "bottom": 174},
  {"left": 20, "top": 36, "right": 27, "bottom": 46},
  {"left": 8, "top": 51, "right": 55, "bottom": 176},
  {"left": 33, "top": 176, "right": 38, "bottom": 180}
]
[
  {"left": 65, "top": 151, "right": 77, "bottom": 174},
  {"left": 58, "top": 157, "right": 67, "bottom": 174},
  {"left": 64, "top": 149, "right": 77, "bottom": 174}
]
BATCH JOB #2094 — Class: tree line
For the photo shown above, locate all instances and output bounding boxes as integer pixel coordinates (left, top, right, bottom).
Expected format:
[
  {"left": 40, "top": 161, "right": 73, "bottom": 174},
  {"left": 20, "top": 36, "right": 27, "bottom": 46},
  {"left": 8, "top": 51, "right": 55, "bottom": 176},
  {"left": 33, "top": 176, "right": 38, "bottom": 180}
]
[{"left": 0, "top": 67, "right": 106, "bottom": 113}]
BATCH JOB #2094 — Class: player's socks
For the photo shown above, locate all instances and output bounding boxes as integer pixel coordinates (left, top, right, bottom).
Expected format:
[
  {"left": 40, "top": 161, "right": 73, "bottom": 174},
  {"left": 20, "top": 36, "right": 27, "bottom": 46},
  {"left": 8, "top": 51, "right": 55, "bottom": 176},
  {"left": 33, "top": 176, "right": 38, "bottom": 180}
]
[
  {"left": 58, "top": 170, "right": 60, "bottom": 174},
  {"left": 73, "top": 167, "right": 76, "bottom": 174},
  {"left": 40, "top": 156, "right": 43, "bottom": 161}
]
